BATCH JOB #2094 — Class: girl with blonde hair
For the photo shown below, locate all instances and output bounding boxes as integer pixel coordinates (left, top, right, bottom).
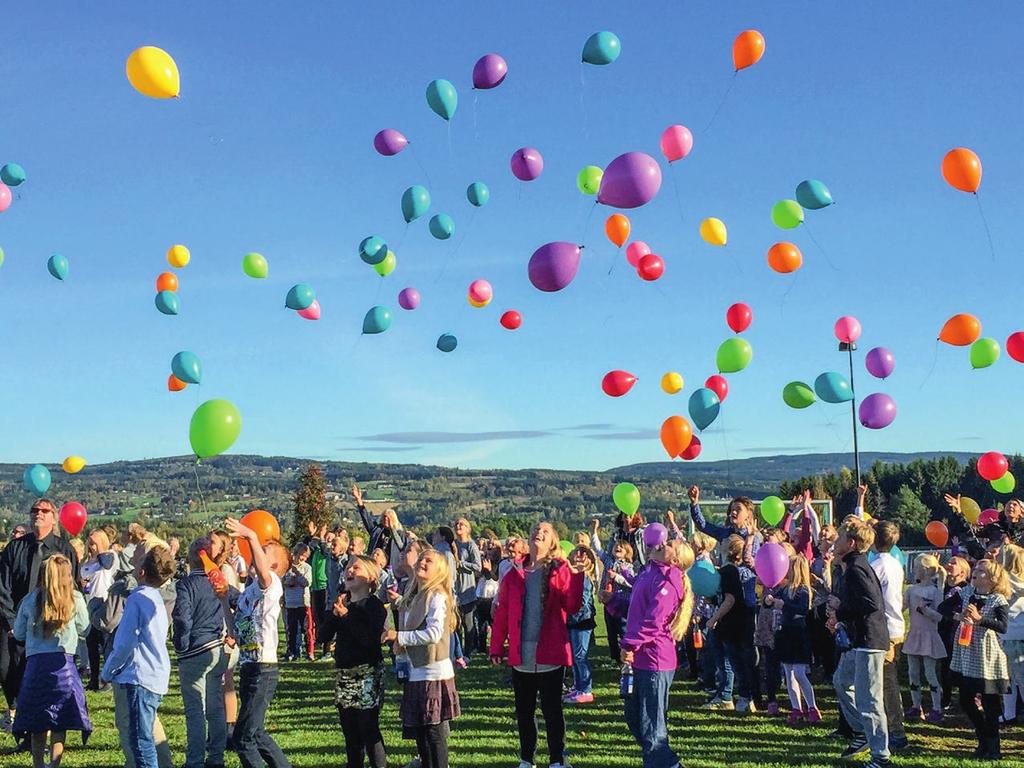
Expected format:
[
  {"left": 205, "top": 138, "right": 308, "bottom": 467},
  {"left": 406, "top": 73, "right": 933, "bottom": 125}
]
[
  {"left": 903, "top": 554, "right": 947, "bottom": 722},
  {"left": 767, "top": 554, "right": 820, "bottom": 724},
  {"left": 999, "top": 544, "right": 1024, "bottom": 723}
]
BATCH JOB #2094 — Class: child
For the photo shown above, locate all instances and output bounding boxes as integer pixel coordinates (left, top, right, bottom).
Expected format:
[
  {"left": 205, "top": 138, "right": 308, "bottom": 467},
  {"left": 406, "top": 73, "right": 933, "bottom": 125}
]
[
  {"left": 620, "top": 539, "right": 695, "bottom": 768},
  {"left": 1001, "top": 544, "right": 1024, "bottom": 723},
  {"left": 707, "top": 535, "right": 758, "bottom": 713},
  {"left": 754, "top": 578, "right": 783, "bottom": 715},
  {"left": 225, "top": 516, "right": 293, "bottom": 768},
  {"left": 12, "top": 554, "right": 92, "bottom": 768},
  {"left": 371, "top": 547, "right": 396, "bottom": 605},
  {"left": 565, "top": 546, "right": 598, "bottom": 704},
  {"left": 591, "top": 519, "right": 635, "bottom": 661},
  {"left": 386, "top": 548, "right": 460, "bottom": 768},
  {"left": 283, "top": 543, "right": 314, "bottom": 662},
  {"left": 938, "top": 555, "right": 971, "bottom": 709},
  {"left": 319, "top": 555, "right": 388, "bottom": 768},
  {"left": 102, "top": 545, "right": 176, "bottom": 768},
  {"left": 902, "top": 554, "right": 946, "bottom": 723},
  {"left": 768, "top": 554, "right": 820, "bottom": 724},
  {"left": 951, "top": 558, "right": 1012, "bottom": 760}
]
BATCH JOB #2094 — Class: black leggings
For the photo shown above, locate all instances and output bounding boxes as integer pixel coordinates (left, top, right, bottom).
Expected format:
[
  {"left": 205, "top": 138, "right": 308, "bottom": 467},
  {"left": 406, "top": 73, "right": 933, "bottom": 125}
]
[
  {"left": 0, "top": 630, "right": 24, "bottom": 709},
  {"left": 512, "top": 667, "right": 565, "bottom": 766},
  {"left": 960, "top": 679, "right": 1002, "bottom": 754},
  {"left": 412, "top": 722, "right": 449, "bottom": 768},
  {"left": 605, "top": 608, "right": 623, "bottom": 660},
  {"left": 338, "top": 706, "right": 385, "bottom": 768},
  {"left": 86, "top": 626, "right": 104, "bottom": 688}
]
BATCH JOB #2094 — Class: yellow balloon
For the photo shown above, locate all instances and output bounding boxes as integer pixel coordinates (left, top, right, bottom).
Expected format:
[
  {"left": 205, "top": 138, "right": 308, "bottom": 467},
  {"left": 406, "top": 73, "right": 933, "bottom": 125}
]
[
  {"left": 468, "top": 296, "right": 490, "bottom": 308},
  {"left": 699, "top": 217, "right": 727, "bottom": 246},
  {"left": 62, "top": 455, "right": 86, "bottom": 474},
  {"left": 126, "top": 46, "right": 180, "bottom": 99},
  {"left": 661, "top": 372, "right": 684, "bottom": 394},
  {"left": 961, "top": 497, "right": 982, "bottom": 525},
  {"left": 167, "top": 244, "right": 190, "bottom": 268}
]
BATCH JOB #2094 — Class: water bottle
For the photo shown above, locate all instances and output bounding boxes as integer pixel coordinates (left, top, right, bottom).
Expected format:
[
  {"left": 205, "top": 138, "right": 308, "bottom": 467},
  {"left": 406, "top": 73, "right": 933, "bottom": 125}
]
[
  {"left": 619, "top": 664, "right": 634, "bottom": 698},
  {"left": 957, "top": 622, "right": 974, "bottom": 647},
  {"left": 835, "top": 622, "right": 851, "bottom": 652},
  {"left": 395, "top": 658, "right": 410, "bottom": 683},
  {"left": 693, "top": 629, "right": 704, "bottom": 650}
]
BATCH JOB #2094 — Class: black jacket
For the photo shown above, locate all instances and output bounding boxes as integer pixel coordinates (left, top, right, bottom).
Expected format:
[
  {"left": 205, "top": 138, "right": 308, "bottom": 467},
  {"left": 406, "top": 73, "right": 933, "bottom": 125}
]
[
  {"left": 318, "top": 594, "right": 387, "bottom": 669},
  {"left": 0, "top": 531, "right": 80, "bottom": 628},
  {"left": 836, "top": 550, "right": 889, "bottom": 651},
  {"left": 172, "top": 570, "right": 226, "bottom": 660}
]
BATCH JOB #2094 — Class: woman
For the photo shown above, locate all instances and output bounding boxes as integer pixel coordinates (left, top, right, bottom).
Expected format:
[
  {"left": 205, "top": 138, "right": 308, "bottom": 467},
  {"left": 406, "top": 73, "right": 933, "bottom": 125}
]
[
  {"left": 474, "top": 541, "right": 501, "bottom": 654},
  {"left": 80, "top": 529, "right": 116, "bottom": 690},
  {"left": 490, "top": 521, "right": 583, "bottom": 768},
  {"left": 351, "top": 484, "right": 408, "bottom": 566}
]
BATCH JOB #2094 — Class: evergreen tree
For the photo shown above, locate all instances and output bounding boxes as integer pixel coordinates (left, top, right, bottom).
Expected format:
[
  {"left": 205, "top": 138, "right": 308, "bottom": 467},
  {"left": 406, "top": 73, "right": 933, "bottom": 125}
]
[{"left": 293, "top": 463, "right": 329, "bottom": 541}]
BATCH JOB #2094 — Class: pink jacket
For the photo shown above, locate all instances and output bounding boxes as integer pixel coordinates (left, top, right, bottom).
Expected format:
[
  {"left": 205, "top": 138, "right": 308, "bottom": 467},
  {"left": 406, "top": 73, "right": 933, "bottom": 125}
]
[{"left": 490, "top": 560, "right": 584, "bottom": 667}]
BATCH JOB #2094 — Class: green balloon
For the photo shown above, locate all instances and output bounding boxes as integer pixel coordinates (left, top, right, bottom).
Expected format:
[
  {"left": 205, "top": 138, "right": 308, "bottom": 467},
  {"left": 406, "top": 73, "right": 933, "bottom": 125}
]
[
  {"left": 0, "top": 246, "right": 4, "bottom": 268},
  {"left": 242, "top": 252, "right": 268, "bottom": 279},
  {"left": 771, "top": 199, "right": 804, "bottom": 230},
  {"left": 760, "top": 495, "right": 786, "bottom": 526},
  {"left": 559, "top": 540, "right": 574, "bottom": 557},
  {"left": 783, "top": 381, "right": 816, "bottom": 409},
  {"left": 373, "top": 250, "right": 396, "bottom": 277},
  {"left": 189, "top": 399, "right": 242, "bottom": 459},
  {"left": 577, "top": 165, "right": 603, "bottom": 195},
  {"left": 612, "top": 482, "right": 641, "bottom": 515},
  {"left": 992, "top": 472, "right": 1016, "bottom": 494},
  {"left": 716, "top": 338, "right": 753, "bottom": 373},
  {"left": 970, "top": 337, "right": 1000, "bottom": 369}
]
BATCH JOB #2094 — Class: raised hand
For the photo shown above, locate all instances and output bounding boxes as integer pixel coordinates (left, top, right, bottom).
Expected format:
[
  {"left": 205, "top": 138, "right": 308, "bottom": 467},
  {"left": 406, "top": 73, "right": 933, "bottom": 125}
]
[
  {"left": 352, "top": 484, "right": 363, "bottom": 506},
  {"left": 944, "top": 493, "right": 962, "bottom": 515},
  {"left": 688, "top": 485, "right": 700, "bottom": 505},
  {"left": 307, "top": 520, "right": 316, "bottom": 536}
]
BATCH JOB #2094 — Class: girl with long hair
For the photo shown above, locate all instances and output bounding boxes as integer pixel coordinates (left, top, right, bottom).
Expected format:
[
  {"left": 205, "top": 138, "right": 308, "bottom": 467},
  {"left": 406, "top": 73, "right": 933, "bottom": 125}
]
[
  {"left": 903, "top": 554, "right": 947, "bottom": 723},
  {"left": 767, "top": 554, "right": 820, "bottom": 724},
  {"left": 565, "top": 546, "right": 598, "bottom": 704},
  {"left": 999, "top": 544, "right": 1024, "bottom": 724}
]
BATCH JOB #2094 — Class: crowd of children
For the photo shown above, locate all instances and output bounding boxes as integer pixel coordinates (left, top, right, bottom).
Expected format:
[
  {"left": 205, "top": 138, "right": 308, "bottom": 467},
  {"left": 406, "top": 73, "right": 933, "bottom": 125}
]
[{"left": 2, "top": 482, "right": 1024, "bottom": 767}]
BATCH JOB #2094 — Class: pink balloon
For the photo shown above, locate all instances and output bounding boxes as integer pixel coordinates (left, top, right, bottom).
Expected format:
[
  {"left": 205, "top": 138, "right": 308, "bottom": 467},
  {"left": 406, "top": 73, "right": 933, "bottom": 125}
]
[
  {"left": 625, "top": 241, "right": 650, "bottom": 268},
  {"left": 468, "top": 279, "right": 492, "bottom": 303},
  {"left": 0, "top": 183, "right": 11, "bottom": 213},
  {"left": 834, "top": 315, "right": 862, "bottom": 344},
  {"left": 660, "top": 125, "right": 693, "bottom": 163},
  {"left": 298, "top": 299, "right": 321, "bottom": 320},
  {"left": 510, "top": 147, "right": 544, "bottom": 181},
  {"left": 398, "top": 287, "right": 420, "bottom": 310},
  {"left": 754, "top": 541, "right": 789, "bottom": 588},
  {"left": 979, "top": 508, "right": 1000, "bottom": 527}
]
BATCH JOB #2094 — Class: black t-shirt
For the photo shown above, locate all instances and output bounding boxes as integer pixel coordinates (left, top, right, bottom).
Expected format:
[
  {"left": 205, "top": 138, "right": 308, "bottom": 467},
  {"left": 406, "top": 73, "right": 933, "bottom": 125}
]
[
  {"left": 319, "top": 594, "right": 388, "bottom": 669},
  {"left": 717, "top": 563, "right": 754, "bottom": 641}
]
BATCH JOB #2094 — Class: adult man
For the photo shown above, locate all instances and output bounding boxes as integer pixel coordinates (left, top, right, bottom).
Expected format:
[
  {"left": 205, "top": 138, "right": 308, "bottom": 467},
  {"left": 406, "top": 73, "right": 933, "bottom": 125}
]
[{"left": 871, "top": 521, "right": 908, "bottom": 752}]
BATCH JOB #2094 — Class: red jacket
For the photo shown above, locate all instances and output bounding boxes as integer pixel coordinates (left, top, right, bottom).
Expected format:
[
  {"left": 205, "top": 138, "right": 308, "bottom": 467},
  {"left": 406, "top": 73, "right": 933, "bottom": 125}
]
[{"left": 490, "top": 560, "right": 584, "bottom": 667}]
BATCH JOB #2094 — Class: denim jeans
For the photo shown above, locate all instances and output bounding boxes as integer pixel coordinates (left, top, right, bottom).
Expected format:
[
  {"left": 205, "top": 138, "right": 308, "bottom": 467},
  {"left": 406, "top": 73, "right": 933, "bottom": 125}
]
[
  {"left": 235, "top": 663, "right": 291, "bottom": 768},
  {"left": 113, "top": 680, "right": 173, "bottom": 768},
  {"left": 179, "top": 646, "right": 228, "bottom": 768},
  {"left": 834, "top": 649, "right": 889, "bottom": 759},
  {"left": 722, "top": 635, "right": 756, "bottom": 700},
  {"left": 569, "top": 628, "right": 593, "bottom": 694},
  {"left": 707, "top": 628, "right": 733, "bottom": 699},
  {"left": 624, "top": 669, "right": 678, "bottom": 768},
  {"left": 122, "top": 683, "right": 163, "bottom": 768}
]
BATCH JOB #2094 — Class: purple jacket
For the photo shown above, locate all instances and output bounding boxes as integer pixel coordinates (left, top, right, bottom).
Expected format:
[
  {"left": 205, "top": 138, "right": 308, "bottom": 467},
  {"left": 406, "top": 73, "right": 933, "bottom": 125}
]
[{"left": 620, "top": 560, "right": 684, "bottom": 672}]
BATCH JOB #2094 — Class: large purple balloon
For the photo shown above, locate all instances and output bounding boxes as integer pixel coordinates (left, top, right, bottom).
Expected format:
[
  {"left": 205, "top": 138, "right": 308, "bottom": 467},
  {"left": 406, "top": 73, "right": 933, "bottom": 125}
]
[
  {"left": 859, "top": 393, "right": 897, "bottom": 429},
  {"left": 373, "top": 129, "right": 408, "bottom": 157},
  {"left": 511, "top": 147, "right": 544, "bottom": 181},
  {"left": 528, "top": 242, "right": 582, "bottom": 292},
  {"left": 473, "top": 53, "right": 508, "bottom": 89},
  {"left": 643, "top": 523, "right": 668, "bottom": 549},
  {"left": 754, "top": 541, "right": 789, "bottom": 588},
  {"left": 398, "top": 287, "right": 420, "bottom": 310},
  {"left": 865, "top": 347, "right": 896, "bottom": 379},
  {"left": 597, "top": 151, "right": 663, "bottom": 209}
]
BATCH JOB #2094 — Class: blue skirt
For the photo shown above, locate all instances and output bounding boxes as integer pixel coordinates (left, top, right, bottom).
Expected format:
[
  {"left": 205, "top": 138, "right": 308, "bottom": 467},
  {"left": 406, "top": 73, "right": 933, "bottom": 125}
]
[{"left": 12, "top": 652, "right": 92, "bottom": 741}]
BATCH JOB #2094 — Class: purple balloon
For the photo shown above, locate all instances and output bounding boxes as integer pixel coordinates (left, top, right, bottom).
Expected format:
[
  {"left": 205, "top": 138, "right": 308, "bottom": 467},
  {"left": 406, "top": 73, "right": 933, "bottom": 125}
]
[
  {"left": 597, "top": 151, "right": 663, "bottom": 209},
  {"left": 754, "top": 541, "right": 789, "bottom": 588},
  {"left": 865, "top": 347, "right": 896, "bottom": 379},
  {"left": 398, "top": 287, "right": 420, "bottom": 310},
  {"left": 643, "top": 523, "right": 668, "bottom": 549},
  {"left": 859, "top": 393, "right": 897, "bottom": 429},
  {"left": 373, "top": 129, "right": 408, "bottom": 157},
  {"left": 511, "top": 147, "right": 544, "bottom": 181},
  {"left": 528, "top": 242, "right": 582, "bottom": 292},
  {"left": 473, "top": 53, "right": 508, "bottom": 89}
]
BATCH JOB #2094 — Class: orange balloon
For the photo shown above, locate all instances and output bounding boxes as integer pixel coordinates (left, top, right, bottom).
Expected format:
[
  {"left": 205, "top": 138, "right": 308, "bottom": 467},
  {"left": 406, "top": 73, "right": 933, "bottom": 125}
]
[
  {"left": 605, "top": 214, "right": 631, "bottom": 248},
  {"left": 767, "top": 242, "right": 803, "bottom": 273},
  {"left": 167, "top": 374, "right": 188, "bottom": 392},
  {"left": 733, "top": 30, "right": 765, "bottom": 71},
  {"left": 156, "top": 272, "right": 179, "bottom": 293},
  {"left": 925, "top": 520, "right": 949, "bottom": 548},
  {"left": 660, "top": 415, "right": 693, "bottom": 459},
  {"left": 938, "top": 313, "right": 981, "bottom": 346},
  {"left": 236, "top": 509, "right": 282, "bottom": 565},
  {"left": 941, "top": 147, "right": 981, "bottom": 194}
]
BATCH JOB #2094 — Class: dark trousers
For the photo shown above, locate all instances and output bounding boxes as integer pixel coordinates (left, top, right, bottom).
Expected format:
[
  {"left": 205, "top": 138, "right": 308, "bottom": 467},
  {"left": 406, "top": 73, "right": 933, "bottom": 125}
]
[
  {"left": 234, "top": 663, "right": 290, "bottom": 768},
  {"left": 0, "top": 629, "right": 25, "bottom": 708},
  {"left": 86, "top": 626, "right": 104, "bottom": 689},
  {"left": 512, "top": 667, "right": 566, "bottom": 766},
  {"left": 285, "top": 607, "right": 312, "bottom": 659},
  {"left": 722, "top": 635, "right": 757, "bottom": 700},
  {"left": 811, "top": 606, "right": 836, "bottom": 677},
  {"left": 940, "top": 637, "right": 955, "bottom": 708},
  {"left": 882, "top": 647, "right": 906, "bottom": 740},
  {"left": 338, "top": 706, "right": 385, "bottom": 768},
  {"left": 960, "top": 679, "right": 1002, "bottom": 755},
  {"left": 758, "top": 645, "right": 780, "bottom": 704},
  {"left": 458, "top": 601, "right": 477, "bottom": 658},
  {"left": 311, "top": 590, "right": 327, "bottom": 634},
  {"left": 605, "top": 608, "right": 624, "bottom": 660},
  {"left": 475, "top": 598, "right": 494, "bottom": 653},
  {"left": 412, "top": 722, "right": 449, "bottom": 768}
]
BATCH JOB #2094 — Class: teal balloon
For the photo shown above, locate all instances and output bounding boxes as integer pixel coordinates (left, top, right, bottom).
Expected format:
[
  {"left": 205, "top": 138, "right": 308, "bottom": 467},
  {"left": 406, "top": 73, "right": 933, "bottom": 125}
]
[
  {"left": 688, "top": 387, "right": 721, "bottom": 431},
  {"left": 1, "top": 163, "right": 26, "bottom": 186},
  {"left": 437, "top": 333, "right": 458, "bottom": 352},
  {"left": 171, "top": 351, "right": 203, "bottom": 384},
  {"left": 285, "top": 283, "right": 315, "bottom": 310},
  {"left": 23, "top": 464, "right": 51, "bottom": 495},
  {"left": 425, "top": 79, "right": 458, "bottom": 120},
  {"left": 814, "top": 371, "right": 853, "bottom": 404},
  {"left": 783, "top": 381, "right": 816, "bottom": 409},
  {"left": 362, "top": 306, "right": 392, "bottom": 334},
  {"left": 795, "top": 179, "right": 833, "bottom": 210},
  {"left": 429, "top": 213, "right": 455, "bottom": 240},
  {"left": 582, "top": 31, "right": 621, "bottom": 65},
  {"left": 47, "top": 253, "right": 68, "bottom": 281},
  {"left": 401, "top": 185, "right": 431, "bottom": 223},
  {"left": 466, "top": 182, "right": 490, "bottom": 207},
  {"left": 359, "top": 236, "right": 389, "bottom": 265},
  {"left": 690, "top": 560, "right": 721, "bottom": 598},
  {"left": 155, "top": 290, "right": 180, "bottom": 315}
]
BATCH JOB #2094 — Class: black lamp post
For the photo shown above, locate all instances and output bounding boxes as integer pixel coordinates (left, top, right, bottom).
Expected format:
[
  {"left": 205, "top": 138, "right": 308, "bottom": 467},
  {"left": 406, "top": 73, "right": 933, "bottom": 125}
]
[{"left": 839, "top": 341, "right": 861, "bottom": 487}]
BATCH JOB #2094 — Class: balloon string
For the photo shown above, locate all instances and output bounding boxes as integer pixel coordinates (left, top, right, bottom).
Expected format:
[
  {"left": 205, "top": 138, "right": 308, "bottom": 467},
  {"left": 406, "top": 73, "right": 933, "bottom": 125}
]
[
  {"left": 975, "top": 193, "right": 997, "bottom": 262},
  {"left": 434, "top": 209, "right": 475, "bottom": 285},
  {"left": 473, "top": 92, "right": 479, "bottom": 147},
  {"left": 192, "top": 462, "right": 209, "bottom": 518},
  {"left": 447, "top": 122, "right": 453, "bottom": 165},
  {"left": 670, "top": 168, "right": 685, "bottom": 224},
  {"left": 580, "top": 200, "right": 598, "bottom": 247},
  {"left": 918, "top": 339, "right": 940, "bottom": 391},
  {"left": 717, "top": 402, "right": 734, "bottom": 489},
  {"left": 395, "top": 222, "right": 410, "bottom": 251},
  {"left": 409, "top": 144, "right": 433, "bottom": 190},
  {"left": 779, "top": 271, "right": 800, "bottom": 319},
  {"left": 802, "top": 221, "right": 840, "bottom": 272},
  {"left": 580, "top": 63, "right": 589, "bottom": 142},
  {"left": 701, "top": 72, "right": 736, "bottom": 134}
]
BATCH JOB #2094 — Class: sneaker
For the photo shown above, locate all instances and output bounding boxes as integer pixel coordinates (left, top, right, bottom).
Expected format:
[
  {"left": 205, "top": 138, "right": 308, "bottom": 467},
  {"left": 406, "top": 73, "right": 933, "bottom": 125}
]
[
  {"left": 807, "top": 707, "right": 822, "bottom": 724},
  {"left": 562, "top": 688, "right": 577, "bottom": 702},
  {"left": 703, "top": 697, "right": 735, "bottom": 711},
  {"left": 514, "top": 762, "right": 535, "bottom": 768},
  {"left": 904, "top": 705, "right": 923, "bottom": 720},
  {"left": 565, "top": 692, "right": 594, "bottom": 704},
  {"left": 0, "top": 713, "right": 12, "bottom": 734},
  {"left": 549, "top": 763, "right": 571, "bottom": 768},
  {"left": 455, "top": 657, "right": 469, "bottom": 669},
  {"left": 305, "top": 654, "right": 316, "bottom": 662},
  {"left": 864, "top": 758, "right": 892, "bottom": 768},
  {"left": 889, "top": 736, "right": 910, "bottom": 753},
  {"left": 766, "top": 701, "right": 780, "bottom": 716},
  {"left": 925, "top": 709, "right": 943, "bottom": 724},
  {"left": 840, "top": 734, "right": 869, "bottom": 759},
  {"left": 829, "top": 728, "right": 853, "bottom": 740},
  {"left": 786, "top": 710, "right": 802, "bottom": 726},
  {"left": 402, "top": 759, "right": 423, "bottom": 768},
  {"left": 319, "top": 652, "right": 332, "bottom": 662},
  {"left": 736, "top": 698, "right": 757, "bottom": 714}
]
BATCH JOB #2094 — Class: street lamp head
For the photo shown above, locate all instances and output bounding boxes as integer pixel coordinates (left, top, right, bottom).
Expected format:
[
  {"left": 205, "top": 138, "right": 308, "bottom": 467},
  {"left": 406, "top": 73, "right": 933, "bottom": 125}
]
[{"left": 838, "top": 342, "right": 857, "bottom": 352}]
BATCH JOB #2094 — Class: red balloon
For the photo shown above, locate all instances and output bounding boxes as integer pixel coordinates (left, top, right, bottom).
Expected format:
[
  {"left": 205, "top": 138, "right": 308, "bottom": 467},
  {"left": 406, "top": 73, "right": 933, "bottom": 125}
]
[
  {"left": 59, "top": 501, "right": 88, "bottom": 537},
  {"left": 637, "top": 254, "right": 664, "bottom": 281},
  {"left": 977, "top": 451, "right": 1009, "bottom": 482},
  {"left": 500, "top": 310, "right": 522, "bottom": 330},
  {"left": 1007, "top": 332, "right": 1024, "bottom": 363},
  {"left": 601, "top": 370, "right": 637, "bottom": 397},
  {"left": 726, "top": 302, "right": 752, "bottom": 333},
  {"left": 705, "top": 375, "right": 728, "bottom": 403},
  {"left": 680, "top": 434, "right": 702, "bottom": 460}
]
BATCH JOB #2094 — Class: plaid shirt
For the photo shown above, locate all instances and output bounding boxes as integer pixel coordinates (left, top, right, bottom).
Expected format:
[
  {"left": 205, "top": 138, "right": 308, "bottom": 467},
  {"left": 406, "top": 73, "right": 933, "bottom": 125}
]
[{"left": 951, "top": 589, "right": 1009, "bottom": 682}]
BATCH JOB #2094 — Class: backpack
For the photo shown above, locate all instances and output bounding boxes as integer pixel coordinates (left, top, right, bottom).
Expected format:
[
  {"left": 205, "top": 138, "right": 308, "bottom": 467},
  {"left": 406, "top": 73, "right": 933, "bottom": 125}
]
[{"left": 737, "top": 565, "right": 759, "bottom": 610}]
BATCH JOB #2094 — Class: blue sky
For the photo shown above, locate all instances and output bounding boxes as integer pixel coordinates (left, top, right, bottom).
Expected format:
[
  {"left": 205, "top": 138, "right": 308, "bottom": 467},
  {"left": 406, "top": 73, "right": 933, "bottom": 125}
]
[{"left": 2, "top": 2, "right": 1022, "bottom": 472}]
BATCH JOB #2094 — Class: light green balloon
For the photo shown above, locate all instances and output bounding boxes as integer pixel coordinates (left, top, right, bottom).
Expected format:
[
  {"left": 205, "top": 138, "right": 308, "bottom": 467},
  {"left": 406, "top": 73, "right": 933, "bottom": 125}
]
[
  {"left": 242, "top": 252, "right": 269, "bottom": 279},
  {"left": 612, "top": 482, "right": 641, "bottom": 515},
  {"left": 992, "top": 472, "right": 1016, "bottom": 494},
  {"left": 577, "top": 165, "right": 603, "bottom": 195},
  {"left": 189, "top": 399, "right": 242, "bottom": 459},
  {"left": 373, "top": 250, "right": 396, "bottom": 277},
  {"left": 771, "top": 199, "right": 804, "bottom": 230},
  {"left": 0, "top": 246, "right": 4, "bottom": 268},
  {"left": 783, "top": 381, "right": 816, "bottom": 409},
  {"left": 716, "top": 338, "right": 753, "bottom": 373},
  {"left": 760, "top": 495, "right": 786, "bottom": 526},
  {"left": 970, "top": 337, "right": 1000, "bottom": 369}
]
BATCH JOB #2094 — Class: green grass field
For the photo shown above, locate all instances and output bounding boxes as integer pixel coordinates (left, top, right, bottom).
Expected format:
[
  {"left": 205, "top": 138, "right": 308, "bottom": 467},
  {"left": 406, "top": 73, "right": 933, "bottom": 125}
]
[{"left": 31, "top": 618, "right": 1024, "bottom": 768}]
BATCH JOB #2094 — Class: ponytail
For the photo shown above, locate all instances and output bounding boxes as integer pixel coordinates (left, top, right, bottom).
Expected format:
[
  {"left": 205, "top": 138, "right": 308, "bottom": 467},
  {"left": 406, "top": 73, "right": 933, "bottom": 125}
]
[{"left": 670, "top": 574, "right": 695, "bottom": 642}]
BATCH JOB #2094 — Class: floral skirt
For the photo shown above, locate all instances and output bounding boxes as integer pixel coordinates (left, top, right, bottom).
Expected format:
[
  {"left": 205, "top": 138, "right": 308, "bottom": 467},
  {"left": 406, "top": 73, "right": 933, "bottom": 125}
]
[
  {"left": 12, "top": 653, "right": 92, "bottom": 740},
  {"left": 334, "top": 663, "right": 385, "bottom": 710}
]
